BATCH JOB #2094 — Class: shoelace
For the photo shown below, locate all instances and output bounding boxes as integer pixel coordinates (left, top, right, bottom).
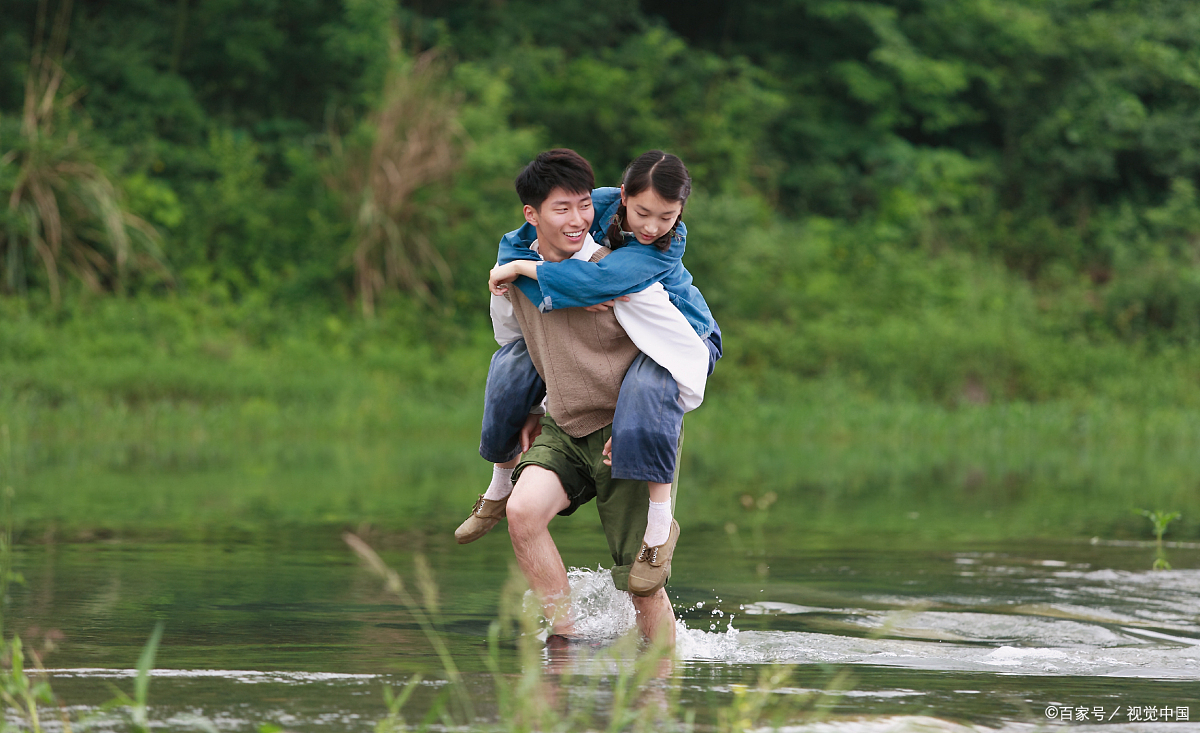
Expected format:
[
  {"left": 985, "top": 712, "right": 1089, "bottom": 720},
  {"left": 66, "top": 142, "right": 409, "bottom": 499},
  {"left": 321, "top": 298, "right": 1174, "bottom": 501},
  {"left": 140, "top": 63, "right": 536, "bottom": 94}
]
[
  {"left": 637, "top": 545, "right": 659, "bottom": 564},
  {"left": 473, "top": 496, "right": 486, "bottom": 515}
]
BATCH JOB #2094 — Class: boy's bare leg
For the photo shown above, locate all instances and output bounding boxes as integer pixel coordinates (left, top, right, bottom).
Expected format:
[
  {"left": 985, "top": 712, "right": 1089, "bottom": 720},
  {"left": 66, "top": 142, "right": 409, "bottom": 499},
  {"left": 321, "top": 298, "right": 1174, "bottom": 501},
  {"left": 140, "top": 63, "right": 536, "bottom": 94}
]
[
  {"left": 506, "top": 465, "right": 575, "bottom": 635},
  {"left": 631, "top": 588, "right": 676, "bottom": 645}
]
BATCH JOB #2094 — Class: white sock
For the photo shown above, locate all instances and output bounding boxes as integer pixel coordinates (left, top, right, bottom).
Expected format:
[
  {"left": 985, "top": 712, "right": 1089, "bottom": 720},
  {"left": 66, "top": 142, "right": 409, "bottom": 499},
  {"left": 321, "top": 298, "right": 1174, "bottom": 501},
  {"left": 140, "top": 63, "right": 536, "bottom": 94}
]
[
  {"left": 483, "top": 465, "right": 515, "bottom": 501},
  {"left": 643, "top": 499, "right": 673, "bottom": 547}
]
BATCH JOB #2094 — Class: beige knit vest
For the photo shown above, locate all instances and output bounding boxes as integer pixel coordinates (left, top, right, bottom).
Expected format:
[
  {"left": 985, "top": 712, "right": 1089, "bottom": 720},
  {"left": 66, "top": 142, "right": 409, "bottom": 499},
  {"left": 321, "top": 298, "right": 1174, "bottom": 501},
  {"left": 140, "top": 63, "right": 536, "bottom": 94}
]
[{"left": 508, "top": 246, "right": 640, "bottom": 438}]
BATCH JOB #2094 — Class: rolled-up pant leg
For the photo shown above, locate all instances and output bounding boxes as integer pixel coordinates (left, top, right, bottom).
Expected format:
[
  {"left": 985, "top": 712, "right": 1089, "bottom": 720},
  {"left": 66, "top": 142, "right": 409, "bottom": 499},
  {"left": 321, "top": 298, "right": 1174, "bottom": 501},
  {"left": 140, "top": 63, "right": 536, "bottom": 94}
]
[
  {"left": 479, "top": 339, "right": 546, "bottom": 464},
  {"left": 610, "top": 353, "right": 684, "bottom": 484},
  {"left": 610, "top": 323, "right": 721, "bottom": 482}
]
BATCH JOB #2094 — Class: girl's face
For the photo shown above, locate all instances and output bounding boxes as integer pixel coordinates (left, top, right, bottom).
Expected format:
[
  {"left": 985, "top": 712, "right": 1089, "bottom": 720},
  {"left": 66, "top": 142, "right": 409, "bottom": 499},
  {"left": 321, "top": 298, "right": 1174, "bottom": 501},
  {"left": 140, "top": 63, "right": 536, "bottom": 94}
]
[{"left": 621, "top": 186, "right": 682, "bottom": 246}]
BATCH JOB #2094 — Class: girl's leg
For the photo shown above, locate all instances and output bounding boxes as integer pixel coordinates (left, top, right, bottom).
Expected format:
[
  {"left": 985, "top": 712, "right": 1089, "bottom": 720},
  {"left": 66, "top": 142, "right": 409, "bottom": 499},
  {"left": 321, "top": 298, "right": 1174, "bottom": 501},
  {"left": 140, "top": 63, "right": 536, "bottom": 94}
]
[
  {"left": 610, "top": 352, "right": 683, "bottom": 484},
  {"left": 480, "top": 338, "right": 546, "bottom": 462},
  {"left": 611, "top": 322, "right": 719, "bottom": 485},
  {"left": 479, "top": 338, "right": 545, "bottom": 500},
  {"left": 610, "top": 353, "right": 684, "bottom": 548}
]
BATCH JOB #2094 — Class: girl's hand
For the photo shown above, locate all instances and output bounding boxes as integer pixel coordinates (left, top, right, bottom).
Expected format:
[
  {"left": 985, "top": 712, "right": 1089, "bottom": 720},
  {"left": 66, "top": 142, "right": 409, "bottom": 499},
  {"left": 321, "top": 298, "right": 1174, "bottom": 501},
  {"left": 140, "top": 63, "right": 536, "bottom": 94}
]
[
  {"left": 489, "top": 263, "right": 520, "bottom": 295},
  {"left": 583, "top": 296, "right": 631, "bottom": 313}
]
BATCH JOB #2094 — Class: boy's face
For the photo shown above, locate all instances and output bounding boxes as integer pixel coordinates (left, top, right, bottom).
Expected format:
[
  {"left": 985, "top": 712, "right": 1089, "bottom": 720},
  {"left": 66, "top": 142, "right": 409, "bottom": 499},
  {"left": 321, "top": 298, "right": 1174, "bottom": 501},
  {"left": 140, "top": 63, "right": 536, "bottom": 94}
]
[{"left": 524, "top": 187, "right": 594, "bottom": 262}]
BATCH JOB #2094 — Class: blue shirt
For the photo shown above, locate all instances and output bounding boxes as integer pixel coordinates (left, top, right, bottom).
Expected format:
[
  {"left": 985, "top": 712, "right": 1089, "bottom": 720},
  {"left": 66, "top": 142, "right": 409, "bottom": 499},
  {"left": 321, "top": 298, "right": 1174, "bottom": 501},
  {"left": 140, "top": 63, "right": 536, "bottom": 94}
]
[{"left": 495, "top": 187, "right": 715, "bottom": 338}]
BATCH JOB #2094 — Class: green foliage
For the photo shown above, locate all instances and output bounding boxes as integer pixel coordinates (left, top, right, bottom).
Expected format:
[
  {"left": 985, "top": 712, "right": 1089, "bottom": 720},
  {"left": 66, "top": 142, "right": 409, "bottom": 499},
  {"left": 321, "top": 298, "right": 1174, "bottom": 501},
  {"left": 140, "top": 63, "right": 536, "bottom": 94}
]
[
  {"left": 1137, "top": 509, "right": 1182, "bottom": 570},
  {"left": 1, "top": 0, "right": 167, "bottom": 304},
  {"left": 498, "top": 27, "right": 785, "bottom": 190},
  {"left": 104, "top": 622, "right": 165, "bottom": 733},
  {"left": 2, "top": 295, "right": 1199, "bottom": 544},
  {"left": 4, "top": 0, "right": 1200, "bottom": 463}
]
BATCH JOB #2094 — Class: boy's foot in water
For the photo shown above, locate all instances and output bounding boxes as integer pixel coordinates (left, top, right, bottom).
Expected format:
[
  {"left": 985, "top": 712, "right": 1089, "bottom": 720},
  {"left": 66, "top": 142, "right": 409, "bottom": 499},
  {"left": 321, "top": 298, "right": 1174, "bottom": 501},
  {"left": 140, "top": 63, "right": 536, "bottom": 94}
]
[{"left": 544, "top": 633, "right": 586, "bottom": 650}]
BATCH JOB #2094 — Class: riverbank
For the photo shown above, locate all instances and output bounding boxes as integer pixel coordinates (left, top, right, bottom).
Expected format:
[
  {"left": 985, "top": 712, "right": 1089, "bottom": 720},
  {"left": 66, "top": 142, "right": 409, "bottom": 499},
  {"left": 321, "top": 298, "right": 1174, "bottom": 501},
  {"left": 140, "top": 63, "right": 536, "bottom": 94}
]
[
  {"left": 5, "top": 360, "right": 1196, "bottom": 544},
  {"left": 2, "top": 295, "right": 1196, "bottom": 543}
]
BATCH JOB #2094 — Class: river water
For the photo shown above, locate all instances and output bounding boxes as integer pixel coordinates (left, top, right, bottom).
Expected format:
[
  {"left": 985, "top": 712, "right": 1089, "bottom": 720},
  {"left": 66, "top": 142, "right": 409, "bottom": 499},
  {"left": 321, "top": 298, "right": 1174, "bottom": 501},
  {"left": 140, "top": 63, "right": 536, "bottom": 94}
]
[{"left": 9, "top": 523, "right": 1200, "bottom": 731}]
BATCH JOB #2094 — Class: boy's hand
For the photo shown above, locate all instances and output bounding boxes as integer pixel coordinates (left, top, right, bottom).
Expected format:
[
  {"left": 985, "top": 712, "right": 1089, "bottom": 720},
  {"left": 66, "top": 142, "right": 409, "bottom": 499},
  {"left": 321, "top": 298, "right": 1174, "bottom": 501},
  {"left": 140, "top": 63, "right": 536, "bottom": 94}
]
[
  {"left": 602, "top": 437, "right": 612, "bottom": 466},
  {"left": 520, "top": 412, "right": 543, "bottom": 453},
  {"left": 489, "top": 263, "right": 519, "bottom": 295},
  {"left": 583, "top": 296, "right": 630, "bottom": 313}
]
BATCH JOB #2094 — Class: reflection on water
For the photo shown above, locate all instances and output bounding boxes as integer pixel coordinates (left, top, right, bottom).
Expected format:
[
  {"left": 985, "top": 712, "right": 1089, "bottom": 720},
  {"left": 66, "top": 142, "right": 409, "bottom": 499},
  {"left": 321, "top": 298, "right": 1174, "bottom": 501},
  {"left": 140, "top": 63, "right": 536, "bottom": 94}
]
[{"left": 9, "top": 527, "right": 1200, "bottom": 731}]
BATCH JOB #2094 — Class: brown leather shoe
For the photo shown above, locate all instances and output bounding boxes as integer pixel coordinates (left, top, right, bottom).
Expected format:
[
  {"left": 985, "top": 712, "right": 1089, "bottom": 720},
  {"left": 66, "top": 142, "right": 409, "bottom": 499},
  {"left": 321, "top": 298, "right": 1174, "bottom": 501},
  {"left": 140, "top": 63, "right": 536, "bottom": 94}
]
[
  {"left": 454, "top": 494, "right": 508, "bottom": 544},
  {"left": 628, "top": 520, "right": 679, "bottom": 596}
]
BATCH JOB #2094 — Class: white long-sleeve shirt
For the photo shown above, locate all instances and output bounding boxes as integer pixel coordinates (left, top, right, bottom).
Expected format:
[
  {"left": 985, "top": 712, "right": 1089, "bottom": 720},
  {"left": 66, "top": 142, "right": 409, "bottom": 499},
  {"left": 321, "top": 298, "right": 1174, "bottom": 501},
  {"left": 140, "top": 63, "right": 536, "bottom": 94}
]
[{"left": 490, "top": 235, "right": 708, "bottom": 412}]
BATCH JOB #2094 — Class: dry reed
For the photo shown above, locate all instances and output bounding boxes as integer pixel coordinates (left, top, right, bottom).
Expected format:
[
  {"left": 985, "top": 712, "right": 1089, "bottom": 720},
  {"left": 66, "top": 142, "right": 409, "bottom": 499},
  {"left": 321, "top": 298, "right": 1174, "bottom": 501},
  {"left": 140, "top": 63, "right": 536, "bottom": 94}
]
[
  {"left": 1, "top": 0, "right": 165, "bottom": 305},
  {"left": 325, "top": 39, "right": 464, "bottom": 317}
]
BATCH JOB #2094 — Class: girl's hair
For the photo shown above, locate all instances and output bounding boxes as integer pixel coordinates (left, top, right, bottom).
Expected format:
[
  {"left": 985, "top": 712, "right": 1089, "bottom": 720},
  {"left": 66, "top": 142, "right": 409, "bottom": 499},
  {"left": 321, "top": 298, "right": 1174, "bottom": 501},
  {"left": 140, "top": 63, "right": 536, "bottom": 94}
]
[{"left": 605, "top": 150, "right": 691, "bottom": 252}]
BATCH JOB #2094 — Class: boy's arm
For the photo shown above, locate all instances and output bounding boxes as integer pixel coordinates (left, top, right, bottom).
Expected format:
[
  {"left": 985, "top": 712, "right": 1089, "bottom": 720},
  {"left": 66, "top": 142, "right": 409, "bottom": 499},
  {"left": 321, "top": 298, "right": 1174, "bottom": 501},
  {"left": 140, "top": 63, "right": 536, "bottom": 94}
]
[
  {"left": 489, "top": 292, "right": 523, "bottom": 346},
  {"left": 612, "top": 283, "right": 709, "bottom": 412}
]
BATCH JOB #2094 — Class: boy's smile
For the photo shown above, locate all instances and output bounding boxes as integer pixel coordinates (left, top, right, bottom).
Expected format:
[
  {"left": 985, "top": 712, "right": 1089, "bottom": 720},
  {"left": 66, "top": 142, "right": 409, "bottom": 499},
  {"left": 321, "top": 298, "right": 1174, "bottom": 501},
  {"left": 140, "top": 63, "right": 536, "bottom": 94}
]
[{"left": 524, "top": 187, "right": 595, "bottom": 262}]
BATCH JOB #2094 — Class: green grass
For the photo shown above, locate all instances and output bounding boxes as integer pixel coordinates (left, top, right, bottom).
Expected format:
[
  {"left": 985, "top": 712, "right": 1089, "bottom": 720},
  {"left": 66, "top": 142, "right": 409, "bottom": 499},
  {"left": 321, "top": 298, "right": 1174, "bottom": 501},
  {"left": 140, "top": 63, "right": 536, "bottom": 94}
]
[
  {"left": 5, "top": 374, "right": 1198, "bottom": 543},
  {"left": 1, "top": 295, "right": 1197, "bottom": 544}
]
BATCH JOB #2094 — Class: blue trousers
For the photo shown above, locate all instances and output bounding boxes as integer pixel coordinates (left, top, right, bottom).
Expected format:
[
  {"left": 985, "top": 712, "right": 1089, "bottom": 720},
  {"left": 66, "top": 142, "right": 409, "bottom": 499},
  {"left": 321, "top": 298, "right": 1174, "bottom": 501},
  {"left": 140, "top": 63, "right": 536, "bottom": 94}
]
[{"left": 479, "top": 323, "right": 722, "bottom": 484}]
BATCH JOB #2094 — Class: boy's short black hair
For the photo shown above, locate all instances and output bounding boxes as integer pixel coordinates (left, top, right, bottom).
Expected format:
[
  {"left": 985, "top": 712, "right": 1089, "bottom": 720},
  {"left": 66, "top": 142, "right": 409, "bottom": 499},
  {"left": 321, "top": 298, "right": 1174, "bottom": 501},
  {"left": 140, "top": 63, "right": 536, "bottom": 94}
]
[{"left": 515, "top": 149, "right": 595, "bottom": 210}]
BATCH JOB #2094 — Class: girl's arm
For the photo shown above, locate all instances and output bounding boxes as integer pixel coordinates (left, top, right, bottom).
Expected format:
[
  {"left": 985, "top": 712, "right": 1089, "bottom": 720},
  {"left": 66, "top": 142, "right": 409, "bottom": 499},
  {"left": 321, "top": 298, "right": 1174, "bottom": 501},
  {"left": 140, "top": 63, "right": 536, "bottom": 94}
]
[
  {"left": 489, "top": 260, "right": 539, "bottom": 295},
  {"left": 532, "top": 242, "right": 680, "bottom": 310}
]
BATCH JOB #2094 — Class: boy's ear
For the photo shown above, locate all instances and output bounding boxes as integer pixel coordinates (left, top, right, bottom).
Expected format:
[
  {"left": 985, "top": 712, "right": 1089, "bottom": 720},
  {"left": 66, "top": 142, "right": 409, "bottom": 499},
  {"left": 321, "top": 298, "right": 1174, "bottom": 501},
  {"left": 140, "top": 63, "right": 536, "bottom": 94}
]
[{"left": 523, "top": 204, "right": 539, "bottom": 227}]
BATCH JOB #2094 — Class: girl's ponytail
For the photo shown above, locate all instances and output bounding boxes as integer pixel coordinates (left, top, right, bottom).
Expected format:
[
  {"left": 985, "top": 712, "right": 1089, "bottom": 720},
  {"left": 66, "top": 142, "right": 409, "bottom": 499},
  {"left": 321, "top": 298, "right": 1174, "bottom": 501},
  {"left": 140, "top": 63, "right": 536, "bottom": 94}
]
[{"left": 605, "top": 202, "right": 629, "bottom": 249}]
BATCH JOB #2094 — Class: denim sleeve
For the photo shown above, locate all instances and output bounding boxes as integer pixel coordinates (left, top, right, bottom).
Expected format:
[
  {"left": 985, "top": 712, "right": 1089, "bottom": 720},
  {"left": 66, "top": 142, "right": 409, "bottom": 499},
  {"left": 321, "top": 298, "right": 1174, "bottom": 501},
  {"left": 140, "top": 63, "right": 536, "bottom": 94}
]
[
  {"left": 590, "top": 187, "right": 622, "bottom": 225},
  {"left": 537, "top": 247, "right": 680, "bottom": 309},
  {"left": 705, "top": 319, "right": 723, "bottom": 376},
  {"left": 496, "top": 222, "right": 550, "bottom": 311}
]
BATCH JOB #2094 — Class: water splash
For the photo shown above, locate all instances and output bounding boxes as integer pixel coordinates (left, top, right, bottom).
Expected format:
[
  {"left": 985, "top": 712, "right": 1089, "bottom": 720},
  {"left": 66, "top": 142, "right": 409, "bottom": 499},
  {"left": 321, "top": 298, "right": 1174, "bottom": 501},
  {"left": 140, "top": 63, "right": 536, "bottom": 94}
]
[
  {"left": 525, "top": 565, "right": 752, "bottom": 660},
  {"left": 522, "top": 565, "right": 639, "bottom": 640},
  {"left": 566, "top": 565, "right": 638, "bottom": 639}
]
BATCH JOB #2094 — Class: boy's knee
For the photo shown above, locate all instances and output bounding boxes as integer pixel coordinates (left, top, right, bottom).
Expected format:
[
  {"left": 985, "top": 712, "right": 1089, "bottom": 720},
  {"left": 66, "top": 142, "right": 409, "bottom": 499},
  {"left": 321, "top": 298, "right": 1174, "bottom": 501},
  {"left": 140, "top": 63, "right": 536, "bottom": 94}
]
[
  {"left": 504, "top": 492, "right": 538, "bottom": 532},
  {"left": 507, "top": 467, "right": 566, "bottom": 533}
]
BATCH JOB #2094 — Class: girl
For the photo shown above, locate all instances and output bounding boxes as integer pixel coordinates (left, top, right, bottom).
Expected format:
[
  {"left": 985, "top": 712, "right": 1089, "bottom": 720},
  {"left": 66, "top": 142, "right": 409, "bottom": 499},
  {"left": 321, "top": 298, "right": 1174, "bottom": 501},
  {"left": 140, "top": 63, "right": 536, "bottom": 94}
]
[{"left": 460, "top": 150, "right": 720, "bottom": 597}]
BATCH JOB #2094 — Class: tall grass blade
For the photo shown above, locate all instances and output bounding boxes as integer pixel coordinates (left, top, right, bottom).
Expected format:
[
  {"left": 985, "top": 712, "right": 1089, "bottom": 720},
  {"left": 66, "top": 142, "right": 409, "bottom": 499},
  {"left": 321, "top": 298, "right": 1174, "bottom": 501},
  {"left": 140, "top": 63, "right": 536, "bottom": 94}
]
[{"left": 342, "top": 533, "right": 475, "bottom": 723}]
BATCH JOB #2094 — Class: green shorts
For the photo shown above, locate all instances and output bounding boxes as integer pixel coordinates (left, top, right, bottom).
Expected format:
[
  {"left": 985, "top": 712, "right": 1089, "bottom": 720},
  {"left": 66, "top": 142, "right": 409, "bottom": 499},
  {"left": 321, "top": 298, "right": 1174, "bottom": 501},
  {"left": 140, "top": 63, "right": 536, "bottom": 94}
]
[{"left": 512, "top": 415, "right": 680, "bottom": 592}]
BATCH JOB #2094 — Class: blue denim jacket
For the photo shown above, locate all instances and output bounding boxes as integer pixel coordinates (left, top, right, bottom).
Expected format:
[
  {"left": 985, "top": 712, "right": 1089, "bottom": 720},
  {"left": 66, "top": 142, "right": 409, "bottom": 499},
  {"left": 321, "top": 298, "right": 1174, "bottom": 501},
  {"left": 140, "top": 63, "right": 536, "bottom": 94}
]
[{"left": 496, "top": 187, "right": 715, "bottom": 338}]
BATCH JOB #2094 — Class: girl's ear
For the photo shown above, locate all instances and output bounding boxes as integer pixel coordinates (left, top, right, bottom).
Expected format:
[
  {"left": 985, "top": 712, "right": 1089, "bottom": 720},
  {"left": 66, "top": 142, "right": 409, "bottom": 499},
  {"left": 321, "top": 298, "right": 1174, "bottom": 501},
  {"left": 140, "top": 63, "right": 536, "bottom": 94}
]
[
  {"left": 619, "top": 184, "right": 626, "bottom": 206},
  {"left": 523, "top": 204, "right": 539, "bottom": 227}
]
